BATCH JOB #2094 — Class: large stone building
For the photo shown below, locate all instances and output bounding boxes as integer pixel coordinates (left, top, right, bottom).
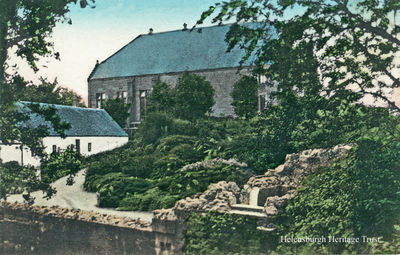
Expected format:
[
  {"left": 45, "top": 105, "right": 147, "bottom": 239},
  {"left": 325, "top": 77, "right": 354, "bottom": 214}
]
[
  {"left": 88, "top": 24, "right": 277, "bottom": 128},
  {"left": 0, "top": 102, "right": 128, "bottom": 167}
]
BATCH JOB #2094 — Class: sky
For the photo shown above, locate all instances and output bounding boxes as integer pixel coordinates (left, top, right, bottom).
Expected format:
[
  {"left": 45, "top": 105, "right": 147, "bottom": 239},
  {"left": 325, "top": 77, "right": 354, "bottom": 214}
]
[{"left": 8, "top": 0, "right": 222, "bottom": 104}]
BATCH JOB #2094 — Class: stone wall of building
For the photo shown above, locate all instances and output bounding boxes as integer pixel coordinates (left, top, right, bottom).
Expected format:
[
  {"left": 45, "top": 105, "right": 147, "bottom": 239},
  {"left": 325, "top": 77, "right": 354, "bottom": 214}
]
[
  {"left": 0, "top": 203, "right": 183, "bottom": 255},
  {"left": 88, "top": 67, "right": 252, "bottom": 123}
]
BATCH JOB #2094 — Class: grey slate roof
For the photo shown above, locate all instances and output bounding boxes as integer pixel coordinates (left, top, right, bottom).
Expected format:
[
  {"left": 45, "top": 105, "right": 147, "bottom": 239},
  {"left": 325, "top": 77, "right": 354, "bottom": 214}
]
[
  {"left": 89, "top": 23, "right": 276, "bottom": 80},
  {"left": 17, "top": 102, "right": 128, "bottom": 137}
]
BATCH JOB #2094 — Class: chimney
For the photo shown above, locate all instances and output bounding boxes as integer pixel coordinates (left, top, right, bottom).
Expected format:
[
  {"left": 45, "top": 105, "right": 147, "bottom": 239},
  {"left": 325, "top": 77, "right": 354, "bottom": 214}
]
[
  {"left": 183, "top": 23, "right": 188, "bottom": 31},
  {"left": 149, "top": 28, "right": 153, "bottom": 35}
]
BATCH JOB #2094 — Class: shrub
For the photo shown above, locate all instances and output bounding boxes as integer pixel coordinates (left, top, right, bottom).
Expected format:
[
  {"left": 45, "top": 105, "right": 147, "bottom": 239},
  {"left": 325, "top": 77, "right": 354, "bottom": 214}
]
[
  {"left": 275, "top": 137, "right": 400, "bottom": 254},
  {"left": 41, "top": 148, "right": 83, "bottom": 184},
  {"left": 183, "top": 212, "right": 276, "bottom": 255},
  {"left": 136, "top": 111, "right": 173, "bottom": 145},
  {"left": 118, "top": 187, "right": 179, "bottom": 211},
  {"left": 102, "top": 97, "right": 130, "bottom": 128},
  {"left": 231, "top": 76, "right": 259, "bottom": 118},
  {"left": 170, "top": 162, "right": 253, "bottom": 198},
  {"left": 84, "top": 172, "right": 153, "bottom": 208},
  {"left": 120, "top": 154, "right": 160, "bottom": 178},
  {"left": 175, "top": 73, "right": 215, "bottom": 120},
  {"left": 146, "top": 81, "right": 175, "bottom": 113},
  {"left": 0, "top": 162, "right": 40, "bottom": 198},
  {"left": 155, "top": 135, "right": 196, "bottom": 153}
]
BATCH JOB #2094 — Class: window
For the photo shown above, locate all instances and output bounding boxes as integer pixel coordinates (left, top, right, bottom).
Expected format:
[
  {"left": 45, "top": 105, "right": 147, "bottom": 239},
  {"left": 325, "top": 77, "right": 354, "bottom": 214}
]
[
  {"left": 259, "top": 95, "right": 266, "bottom": 112},
  {"left": 96, "top": 93, "right": 106, "bottom": 108},
  {"left": 139, "top": 90, "right": 148, "bottom": 120},
  {"left": 52, "top": 145, "right": 57, "bottom": 153},
  {"left": 88, "top": 142, "right": 92, "bottom": 152},
  {"left": 75, "top": 139, "right": 80, "bottom": 153},
  {"left": 117, "top": 91, "right": 128, "bottom": 103}
]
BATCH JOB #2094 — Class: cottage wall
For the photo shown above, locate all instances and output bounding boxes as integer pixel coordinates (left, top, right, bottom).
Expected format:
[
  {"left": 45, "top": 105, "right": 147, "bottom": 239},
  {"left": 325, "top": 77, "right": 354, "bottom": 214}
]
[
  {"left": 88, "top": 67, "right": 253, "bottom": 123},
  {"left": 0, "top": 136, "right": 128, "bottom": 167}
]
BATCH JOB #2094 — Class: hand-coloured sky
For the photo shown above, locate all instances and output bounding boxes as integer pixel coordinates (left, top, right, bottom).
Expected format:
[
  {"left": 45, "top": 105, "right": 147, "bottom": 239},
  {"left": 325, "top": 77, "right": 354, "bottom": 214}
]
[{"left": 9, "top": 0, "right": 223, "bottom": 104}]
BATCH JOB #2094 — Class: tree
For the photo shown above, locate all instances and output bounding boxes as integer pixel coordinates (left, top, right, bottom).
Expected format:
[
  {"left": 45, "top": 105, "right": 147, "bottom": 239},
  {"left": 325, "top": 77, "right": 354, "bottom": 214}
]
[
  {"left": 11, "top": 75, "right": 83, "bottom": 106},
  {"left": 231, "top": 76, "right": 258, "bottom": 118},
  {"left": 0, "top": 0, "right": 93, "bottom": 200},
  {"left": 197, "top": 0, "right": 400, "bottom": 112},
  {"left": 0, "top": 0, "right": 94, "bottom": 77},
  {"left": 175, "top": 72, "right": 215, "bottom": 120},
  {"left": 102, "top": 98, "right": 131, "bottom": 128},
  {"left": 146, "top": 80, "right": 176, "bottom": 114}
]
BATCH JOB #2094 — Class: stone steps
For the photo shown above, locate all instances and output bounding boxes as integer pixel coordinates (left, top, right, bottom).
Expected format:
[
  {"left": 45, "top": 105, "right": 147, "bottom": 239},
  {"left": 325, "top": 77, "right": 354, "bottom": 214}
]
[
  {"left": 231, "top": 204, "right": 264, "bottom": 213},
  {"left": 229, "top": 209, "right": 267, "bottom": 219},
  {"left": 256, "top": 226, "right": 276, "bottom": 232}
]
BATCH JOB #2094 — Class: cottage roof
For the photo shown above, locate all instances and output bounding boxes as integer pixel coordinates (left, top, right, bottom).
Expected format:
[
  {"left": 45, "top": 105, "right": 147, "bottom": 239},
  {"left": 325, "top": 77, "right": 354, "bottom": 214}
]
[
  {"left": 89, "top": 23, "right": 275, "bottom": 80},
  {"left": 17, "top": 102, "right": 128, "bottom": 137}
]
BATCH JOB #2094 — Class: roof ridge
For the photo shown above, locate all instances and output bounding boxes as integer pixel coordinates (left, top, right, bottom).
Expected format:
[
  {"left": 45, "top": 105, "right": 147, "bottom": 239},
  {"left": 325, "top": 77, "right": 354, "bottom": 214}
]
[
  {"left": 19, "top": 101, "right": 105, "bottom": 112},
  {"left": 87, "top": 23, "right": 245, "bottom": 80}
]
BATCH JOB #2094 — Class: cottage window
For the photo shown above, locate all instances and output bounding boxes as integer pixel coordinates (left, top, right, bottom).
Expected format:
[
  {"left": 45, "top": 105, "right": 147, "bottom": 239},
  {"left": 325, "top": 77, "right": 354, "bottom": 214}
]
[
  {"left": 75, "top": 139, "right": 80, "bottom": 153},
  {"left": 88, "top": 142, "right": 92, "bottom": 152},
  {"left": 52, "top": 145, "right": 57, "bottom": 153},
  {"left": 96, "top": 93, "right": 106, "bottom": 108}
]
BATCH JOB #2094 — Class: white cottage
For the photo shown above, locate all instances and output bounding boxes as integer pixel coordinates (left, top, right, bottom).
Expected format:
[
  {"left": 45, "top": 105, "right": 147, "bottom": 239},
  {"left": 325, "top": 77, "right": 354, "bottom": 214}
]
[{"left": 0, "top": 102, "right": 129, "bottom": 167}]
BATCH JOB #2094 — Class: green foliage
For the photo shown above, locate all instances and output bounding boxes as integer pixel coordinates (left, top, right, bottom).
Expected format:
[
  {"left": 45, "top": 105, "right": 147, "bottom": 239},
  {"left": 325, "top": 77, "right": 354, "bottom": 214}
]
[
  {"left": 40, "top": 148, "right": 83, "bottom": 184},
  {"left": 136, "top": 111, "right": 174, "bottom": 145},
  {"left": 170, "top": 162, "right": 253, "bottom": 199},
  {"left": 175, "top": 72, "right": 215, "bottom": 120},
  {"left": 84, "top": 116, "right": 252, "bottom": 211},
  {"left": 0, "top": 0, "right": 94, "bottom": 75},
  {"left": 102, "top": 97, "right": 131, "bottom": 128},
  {"left": 0, "top": 161, "right": 57, "bottom": 200},
  {"left": 145, "top": 73, "right": 215, "bottom": 121},
  {"left": 85, "top": 172, "right": 153, "bottom": 208},
  {"left": 183, "top": 212, "right": 276, "bottom": 255},
  {"left": 275, "top": 135, "right": 400, "bottom": 254},
  {"left": 0, "top": 162, "right": 39, "bottom": 198},
  {"left": 11, "top": 76, "right": 83, "bottom": 106},
  {"left": 198, "top": 0, "right": 400, "bottom": 112},
  {"left": 118, "top": 187, "right": 178, "bottom": 211},
  {"left": 146, "top": 81, "right": 175, "bottom": 113},
  {"left": 231, "top": 76, "right": 259, "bottom": 118}
]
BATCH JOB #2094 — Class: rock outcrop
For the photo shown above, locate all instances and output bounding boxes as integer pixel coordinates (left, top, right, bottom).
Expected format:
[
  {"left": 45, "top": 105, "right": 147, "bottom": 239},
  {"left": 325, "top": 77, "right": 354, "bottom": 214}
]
[
  {"left": 181, "top": 158, "right": 247, "bottom": 171},
  {"left": 154, "top": 181, "right": 240, "bottom": 221},
  {"left": 154, "top": 144, "right": 353, "bottom": 223},
  {"left": 243, "top": 144, "right": 353, "bottom": 215}
]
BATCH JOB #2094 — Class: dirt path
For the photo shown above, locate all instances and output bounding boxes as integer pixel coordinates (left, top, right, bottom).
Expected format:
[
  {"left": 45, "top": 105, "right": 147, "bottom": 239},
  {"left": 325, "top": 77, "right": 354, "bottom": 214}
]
[{"left": 7, "top": 169, "right": 153, "bottom": 222}]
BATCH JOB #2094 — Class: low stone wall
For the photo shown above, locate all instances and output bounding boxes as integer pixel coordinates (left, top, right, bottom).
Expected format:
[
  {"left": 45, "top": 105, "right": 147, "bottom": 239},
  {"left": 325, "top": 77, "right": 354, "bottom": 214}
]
[{"left": 0, "top": 202, "right": 183, "bottom": 255}]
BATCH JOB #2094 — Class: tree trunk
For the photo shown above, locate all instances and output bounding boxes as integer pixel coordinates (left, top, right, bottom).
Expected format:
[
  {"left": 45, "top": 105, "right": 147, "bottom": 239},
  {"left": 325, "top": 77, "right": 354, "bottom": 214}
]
[{"left": 0, "top": 0, "right": 10, "bottom": 83}]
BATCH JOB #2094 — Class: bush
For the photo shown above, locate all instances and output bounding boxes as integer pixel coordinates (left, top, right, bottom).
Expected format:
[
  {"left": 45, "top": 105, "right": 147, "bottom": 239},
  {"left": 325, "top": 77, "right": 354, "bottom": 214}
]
[
  {"left": 118, "top": 187, "right": 179, "bottom": 211},
  {"left": 183, "top": 212, "right": 276, "bottom": 255},
  {"left": 275, "top": 137, "right": 400, "bottom": 254},
  {"left": 102, "top": 97, "right": 130, "bottom": 128},
  {"left": 120, "top": 154, "right": 160, "bottom": 178},
  {"left": 0, "top": 162, "right": 40, "bottom": 198},
  {"left": 84, "top": 172, "right": 153, "bottom": 208},
  {"left": 41, "top": 149, "right": 83, "bottom": 184},
  {"left": 170, "top": 162, "right": 253, "bottom": 198},
  {"left": 231, "top": 76, "right": 259, "bottom": 118},
  {"left": 136, "top": 111, "right": 174, "bottom": 145},
  {"left": 146, "top": 81, "right": 175, "bottom": 113},
  {"left": 175, "top": 72, "right": 215, "bottom": 120}
]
